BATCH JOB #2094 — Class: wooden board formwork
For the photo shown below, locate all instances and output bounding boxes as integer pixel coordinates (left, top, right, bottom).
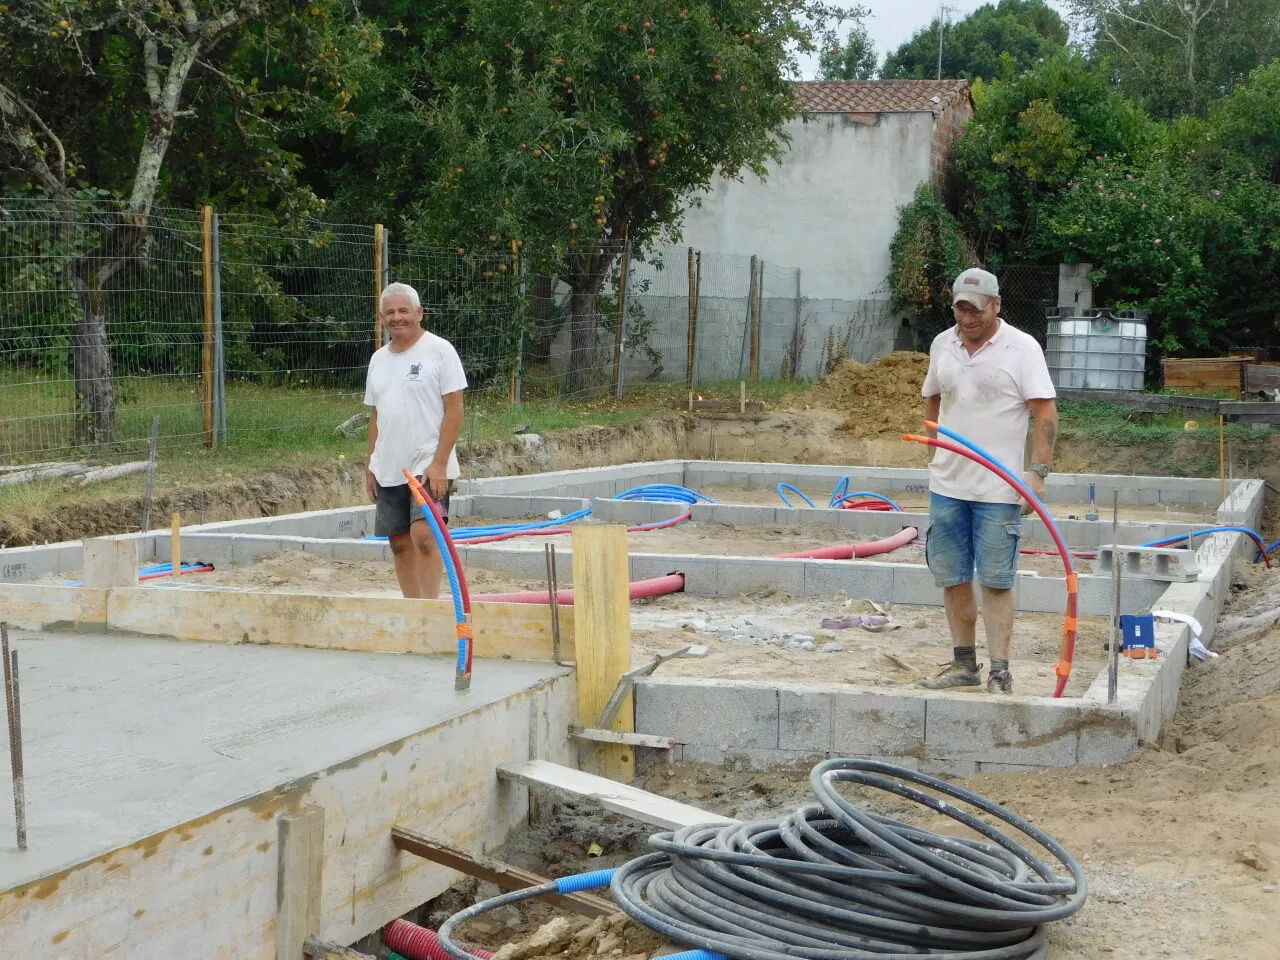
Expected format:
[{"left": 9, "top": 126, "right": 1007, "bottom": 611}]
[
  {"left": 1161, "top": 358, "right": 1244, "bottom": 394},
  {"left": 0, "top": 583, "right": 574, "bottom": 662}
]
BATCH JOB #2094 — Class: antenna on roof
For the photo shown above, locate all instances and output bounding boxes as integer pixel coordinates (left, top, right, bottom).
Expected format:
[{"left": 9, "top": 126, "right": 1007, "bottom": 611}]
[{"left": 936, "top": 3, "right": 956, "bottom": 80}]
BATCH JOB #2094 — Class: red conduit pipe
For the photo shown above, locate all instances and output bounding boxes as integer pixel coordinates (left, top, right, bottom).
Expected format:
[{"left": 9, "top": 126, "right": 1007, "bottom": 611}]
[
  {"left": 773, "top": 525, "right": 918, "bottom": 560},
  {"left": 473, "top": 525, "right": 919, "bottom": 604},
  {"left": 458, "top": 510, "right": 692, "bottom": 546},
  {"left": 386, "top": 918, "right": 493, "bottom": 960},
  {"left": 475, "top": 572, "right": 686, "bottom": 605},
  {"left": 905, "top": 433, "right": 1078, "bottom": 699}
]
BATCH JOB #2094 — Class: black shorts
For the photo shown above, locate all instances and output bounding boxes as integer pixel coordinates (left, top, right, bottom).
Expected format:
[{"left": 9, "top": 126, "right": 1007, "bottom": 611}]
[{"left": 374, "top": 479, "right": 455, "bottom": 538}]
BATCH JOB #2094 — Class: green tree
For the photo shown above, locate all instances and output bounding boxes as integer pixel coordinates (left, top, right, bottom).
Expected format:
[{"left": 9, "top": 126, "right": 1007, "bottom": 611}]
[
  {"left": 888, "top": 183, "right": 971, "bottom": 342},
  {"left": 1066, "top": 0, "right": 1280, "bottom": 119},
  {"left": 1044, "top": 61, "right": 1280, "bottom": 353},
  {"left": 881, "top": 0, "right": 1068, "bottom": 82},
  {"left": 948, "top": 51, "right": 1150, "bottom": 266},
  {"left": 0, "top": 0, "right": 374, "bottom": 442},
  {"left": 819, "top": 22, "right": 876, "bottom": 80},
  {"left": 327, "top": 0, "right": 848, "bottom": 393}
]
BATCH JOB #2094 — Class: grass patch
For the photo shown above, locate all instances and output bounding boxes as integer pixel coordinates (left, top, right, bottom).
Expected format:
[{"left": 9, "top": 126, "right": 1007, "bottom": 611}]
[{"left": 1059, "top": 400, "right": 1261, "bottom": 444}]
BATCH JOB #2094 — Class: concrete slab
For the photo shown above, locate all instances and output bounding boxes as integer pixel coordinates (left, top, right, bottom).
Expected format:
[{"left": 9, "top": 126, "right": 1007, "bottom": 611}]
[{"left": 0, "top": 631, "right": 569, "bottom": 892}]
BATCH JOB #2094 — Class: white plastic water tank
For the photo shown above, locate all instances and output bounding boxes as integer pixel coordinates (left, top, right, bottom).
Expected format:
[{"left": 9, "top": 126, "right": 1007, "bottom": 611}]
[{"left": 1044, "top": 308, "right": 1148, "bottom": 391}]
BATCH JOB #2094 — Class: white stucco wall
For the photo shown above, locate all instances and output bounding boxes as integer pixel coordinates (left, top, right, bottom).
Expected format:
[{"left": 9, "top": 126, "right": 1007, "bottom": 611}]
[{"left": 677, "top": 111, "right": 938, "bottom": 302}]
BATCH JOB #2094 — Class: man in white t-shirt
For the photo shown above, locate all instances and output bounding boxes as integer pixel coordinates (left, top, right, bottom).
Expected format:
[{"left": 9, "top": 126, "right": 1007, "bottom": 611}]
[
  {"left": 364, "top": 282, "right": 468, "bottom": 599},
  {"left": 917, "top": 268, "right": 1058, "bottom": 694}
]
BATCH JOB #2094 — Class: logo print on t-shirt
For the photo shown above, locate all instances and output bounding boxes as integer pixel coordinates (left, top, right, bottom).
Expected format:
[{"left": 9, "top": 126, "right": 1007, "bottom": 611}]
[{"left": 406, "top": 362, "right": 422, "bottom": 381}]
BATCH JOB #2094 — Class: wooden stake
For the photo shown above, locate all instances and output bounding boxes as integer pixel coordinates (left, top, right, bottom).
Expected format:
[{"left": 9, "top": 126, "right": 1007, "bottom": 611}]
[
  {"left": 3, "top": 624, "right": 26, "bottom": 851},
  {"left": 201, "top": 205, "right": 215, "bottom": 449},
  {"left": 171, "top": 512, "right": 181, "bottom": 577},
  {"left": 739, "top": 381, "right": 746, "bottom": 415},
  {"left": 1219, "top": 414, "right": 1226, "bottom": 504},
  {"left": 277, "top": 806, "right": 326, "bottom": 960},
  {"left": 571, "top": 525, "right": 633, "bottom": 782},
  {"left": 748, "top": 257, "right": 762, "bottom": 380},
  {"left": 373, "top": 223, "right": 385, "bottom": 348},
  {"left": 612, "top": 228, "right": 631, "bottom": 396},
  {"left": 685, "top": 247, "right": 698, "bottom": 388}
]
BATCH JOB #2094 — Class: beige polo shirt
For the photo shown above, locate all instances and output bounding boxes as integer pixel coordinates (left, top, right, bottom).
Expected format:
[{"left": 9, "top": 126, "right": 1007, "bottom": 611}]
[{"left": 921, "top": 320, "right": 1056, "bottom": 504}]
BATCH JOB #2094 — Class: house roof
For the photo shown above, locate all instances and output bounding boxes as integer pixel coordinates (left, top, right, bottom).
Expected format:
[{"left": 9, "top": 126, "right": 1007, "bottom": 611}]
[{"left": 795, "top": 80, "right": 970, "bottom": 113}]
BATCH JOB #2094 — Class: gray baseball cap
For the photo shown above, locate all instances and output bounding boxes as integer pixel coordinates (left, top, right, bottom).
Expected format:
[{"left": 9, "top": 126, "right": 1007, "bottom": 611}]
[{"left": 952, "top": 268, "right": 999, "bottom": 306}]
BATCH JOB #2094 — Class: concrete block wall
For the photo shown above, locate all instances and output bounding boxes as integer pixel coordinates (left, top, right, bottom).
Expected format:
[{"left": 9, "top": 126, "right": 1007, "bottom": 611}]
[{"left": 635, "top": 677, "right": 1134, "bottom": 772}]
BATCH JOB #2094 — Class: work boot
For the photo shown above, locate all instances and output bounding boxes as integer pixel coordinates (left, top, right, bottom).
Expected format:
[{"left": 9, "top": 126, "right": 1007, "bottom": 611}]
[
  {"left": 987, "top": 670, "right": 1014, "bottom": 695},
  {"left": 917, "top": 661, "right": 982, "bottom": 690}
]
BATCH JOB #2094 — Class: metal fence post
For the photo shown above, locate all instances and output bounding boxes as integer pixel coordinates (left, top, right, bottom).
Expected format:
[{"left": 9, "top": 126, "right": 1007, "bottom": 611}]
[
  {"left": 201, "top": 205, "right": 215, "bottom": 448},
  {"left": 510, "top": 241, "right": 522, "bottom": 405},
  {"left": 373, "top": 223, "right": 385, "bottom": 348},
  {"left": 212, "top": 211, "right": 227, "bottom": 445}
]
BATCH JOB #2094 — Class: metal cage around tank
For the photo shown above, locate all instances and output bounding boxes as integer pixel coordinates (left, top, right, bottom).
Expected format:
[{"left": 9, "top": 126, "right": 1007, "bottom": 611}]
[{"left": 1044, "top": 307, "right": 1149, "bottom": 392}]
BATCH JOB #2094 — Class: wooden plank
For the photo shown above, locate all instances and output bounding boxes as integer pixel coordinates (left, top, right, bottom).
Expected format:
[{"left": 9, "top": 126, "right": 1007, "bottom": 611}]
[
  {"left": 570, "top": 726, "right": 677, "bottom": 750},
  {"left": 1162, "top": 357, "right": 1244, "bottom": 392},
  {"left": 82, "top": 538, "right": 139, "bottom": 589},
  {"left": 1245, "top": 364, "right": 1280, "bottom": 393},
  {"left": 304, "top": 938, "right": 376, "bottom": 960},
  {"left": 102, "top": 588, "right": 575, "bottom": 660},
  {"left": 497, "top": 760, "right": 733, "bottom": 831},
  {"left": 202, "top": 204, "right": 216, "bottom": 448},
  {"left": 390, "top": 826, "right": 616, "bottom": 918},
  {"left": 277, "top": 806, "right": 326, "bottom": 960},
  {"left": 572, "top": 525, "right": 633, "bottom": 781},
  {"left": 0, "top": 583, "right": 108, "bottom": 629}
]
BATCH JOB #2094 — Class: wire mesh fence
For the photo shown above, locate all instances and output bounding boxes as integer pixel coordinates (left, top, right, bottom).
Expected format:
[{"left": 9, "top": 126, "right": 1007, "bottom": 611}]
[{"left": 1, "top": 198, "right": 908, "bottom": 463}]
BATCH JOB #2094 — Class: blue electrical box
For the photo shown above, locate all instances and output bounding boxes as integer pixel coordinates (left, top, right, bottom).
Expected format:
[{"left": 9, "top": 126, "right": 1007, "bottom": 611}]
[{"left": 1120, "top": 614, "right": 1156, "bottom": 651}]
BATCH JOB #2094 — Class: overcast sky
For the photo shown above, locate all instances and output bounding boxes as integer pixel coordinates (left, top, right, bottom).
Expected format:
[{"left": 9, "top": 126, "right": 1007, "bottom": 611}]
[{"left": 798, "top": 0, "right": 1074, "bottom": 79}]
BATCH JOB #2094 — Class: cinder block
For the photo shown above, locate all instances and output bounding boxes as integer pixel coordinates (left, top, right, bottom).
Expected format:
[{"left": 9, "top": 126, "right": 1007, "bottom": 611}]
[
  {"left": 923, "top": 697, "right": 1081, "bottom": 767},
  {"left": 921, "top": 758, "right": 978, "bottom": 777},
  {"left": 1076, "top": 711, "right": 1140, "bottom": 766},
  {"left": 635, "top": 678, "right": 779, "bottom": 751},
  {"left": 630, "top": 553, "right": 717, "bottom": 593},
  {"left": 831, "top": 689, "right": 926, "bottom": 757},
  {"left": 891, "top": 565, "right": 943, "bottom": 606},
  {"left": 779, "top": 689, "right": 832, "bottom": 752},
  {"left": 680, "top": 744, "right": 827, "bottom": 770},
  {"left": 717, "top": 557, "right": 805, "bottom": 597},
  {"left": 804, "top": 561, "right": 894, "bottom": 602},
  {"left": 976, "top": 761, "right": 1045, "bottom": 774}
]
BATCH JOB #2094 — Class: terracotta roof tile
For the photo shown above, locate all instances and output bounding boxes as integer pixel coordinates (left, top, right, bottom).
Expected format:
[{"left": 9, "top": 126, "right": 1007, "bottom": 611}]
[{"left": 795, "top": 80, "right": 970, "bottom": 113}]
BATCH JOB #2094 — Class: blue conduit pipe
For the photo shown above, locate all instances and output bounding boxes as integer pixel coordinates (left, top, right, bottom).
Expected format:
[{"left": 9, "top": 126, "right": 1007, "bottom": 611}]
[
  {"left": 615, "top": 484, "right": 715, "bottom": 504},
  {"left": 66, "top": 561, "right": 214, "bottom": 586},
  {"left": 366, "top": 485, "right": 711, "bottom": 543},
  {"left": 775, "top": 483, "right": 815, "bottom": 508},
  {"left": 402, "top": 471, "right": 472, "bottom": 688},
  {"left": 828, "top": 477, "right": 903, "bottom": 511}
]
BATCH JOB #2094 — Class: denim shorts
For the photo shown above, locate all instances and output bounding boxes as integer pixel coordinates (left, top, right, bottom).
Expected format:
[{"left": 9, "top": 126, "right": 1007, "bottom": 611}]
[
  {"left": 374, "top": 480, "right": 455, "bottom": 538},
  {"left": 925, "top": 492, "right": 1022, "bottom": 590}
]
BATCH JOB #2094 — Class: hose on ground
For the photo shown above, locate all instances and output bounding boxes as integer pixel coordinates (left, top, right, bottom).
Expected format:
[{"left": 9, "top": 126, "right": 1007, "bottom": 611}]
[{"left": 431, "top": 758, "right": 1085, "bottom": 960}]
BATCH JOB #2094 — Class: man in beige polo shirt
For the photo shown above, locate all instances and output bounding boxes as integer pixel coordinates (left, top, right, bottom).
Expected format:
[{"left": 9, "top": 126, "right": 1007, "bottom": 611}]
[{"left": 918, "top": 268, "right": 1059, "bottom": 694}]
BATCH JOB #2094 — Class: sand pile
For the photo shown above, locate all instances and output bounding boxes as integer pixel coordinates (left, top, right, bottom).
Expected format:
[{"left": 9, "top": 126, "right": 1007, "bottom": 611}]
[
  {"left": 490, "top": 912, "right": 672, "bottom": 960},
  {"left": 804, "top": 352, "right": 931, "bottom": 439}
]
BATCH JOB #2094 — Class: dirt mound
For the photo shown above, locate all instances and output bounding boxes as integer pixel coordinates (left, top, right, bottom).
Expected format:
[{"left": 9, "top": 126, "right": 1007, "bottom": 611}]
[
  {"left": 803, "top": 352, "right": 931, "bottom": 439},
  {"left": 490, "top": 913, "right": 672, "bottom": 960}
]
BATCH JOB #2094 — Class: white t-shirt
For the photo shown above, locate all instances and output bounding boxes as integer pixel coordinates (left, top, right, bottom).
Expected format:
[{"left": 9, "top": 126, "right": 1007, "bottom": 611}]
[
  {"left": 921, "top": 320, "right": 1056, "bottom": 504},
  {"left": 364, "top": 331, "right": 468, "bottom": 486}
]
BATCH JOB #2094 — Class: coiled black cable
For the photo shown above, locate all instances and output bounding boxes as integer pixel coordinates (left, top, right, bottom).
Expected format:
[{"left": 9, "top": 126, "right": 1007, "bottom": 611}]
[
  {"left": 436, "top": 759, "right": 1086, "bottom": 960},
  {"left": 609, "top": 758, "right": 1086, "bottom": 960}
]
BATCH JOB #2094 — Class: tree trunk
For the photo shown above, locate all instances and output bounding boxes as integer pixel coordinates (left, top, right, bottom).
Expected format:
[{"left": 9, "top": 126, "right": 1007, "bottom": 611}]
[
  {"left": 567, "top": 285, "right": 602, "bottom": 396},
  {"left": 70, "top": 270, "right": 116, "bottom": 446}
]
